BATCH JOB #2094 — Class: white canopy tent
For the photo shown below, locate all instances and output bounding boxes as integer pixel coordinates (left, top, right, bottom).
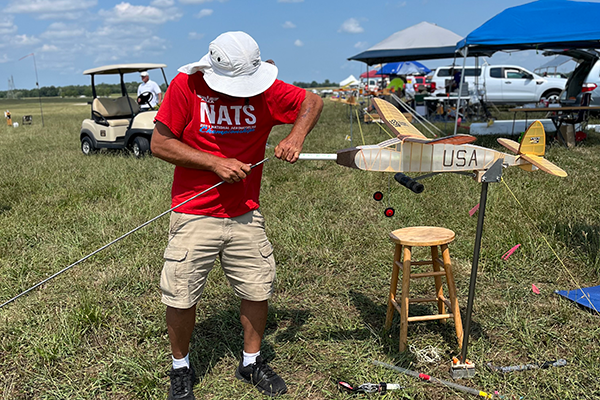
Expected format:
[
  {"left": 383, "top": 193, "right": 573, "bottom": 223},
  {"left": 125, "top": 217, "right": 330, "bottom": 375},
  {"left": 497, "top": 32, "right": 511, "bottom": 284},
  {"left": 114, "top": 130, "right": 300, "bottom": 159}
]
[
  {"left": 339, "top": 75, "right": 360, "bottom": 88},
  {"left": 348, "top": 21, "right": 463, "bottom": 65}
]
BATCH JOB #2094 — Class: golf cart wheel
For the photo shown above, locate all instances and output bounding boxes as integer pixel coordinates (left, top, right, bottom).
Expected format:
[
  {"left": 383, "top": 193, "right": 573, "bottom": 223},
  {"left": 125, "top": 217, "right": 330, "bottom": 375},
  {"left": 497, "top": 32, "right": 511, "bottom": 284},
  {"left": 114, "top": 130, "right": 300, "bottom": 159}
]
[
  {"left": 132, "top": 136, "right": 150, "bottom": 158},
  {"left": 81, "top": 136, "right": 96, "bottom": 155}
]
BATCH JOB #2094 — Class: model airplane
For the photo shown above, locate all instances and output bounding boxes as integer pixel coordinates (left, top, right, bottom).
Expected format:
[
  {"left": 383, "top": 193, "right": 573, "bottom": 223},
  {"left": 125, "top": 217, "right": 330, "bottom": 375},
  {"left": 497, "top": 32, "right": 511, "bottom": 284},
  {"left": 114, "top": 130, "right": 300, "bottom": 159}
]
[{"left": 300, "top": 98, "right": 567, "bottom": 181}]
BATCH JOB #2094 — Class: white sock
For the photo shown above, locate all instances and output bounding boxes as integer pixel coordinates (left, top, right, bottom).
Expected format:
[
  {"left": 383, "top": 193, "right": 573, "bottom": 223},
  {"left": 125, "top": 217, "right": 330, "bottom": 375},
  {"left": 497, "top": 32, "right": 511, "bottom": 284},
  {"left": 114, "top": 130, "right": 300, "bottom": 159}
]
[
  {"left": 172, "top": 353, "right": 190, "bottom": 370},
  {"left": 243, "top": 351, "right": 260, "bottom": 367}
]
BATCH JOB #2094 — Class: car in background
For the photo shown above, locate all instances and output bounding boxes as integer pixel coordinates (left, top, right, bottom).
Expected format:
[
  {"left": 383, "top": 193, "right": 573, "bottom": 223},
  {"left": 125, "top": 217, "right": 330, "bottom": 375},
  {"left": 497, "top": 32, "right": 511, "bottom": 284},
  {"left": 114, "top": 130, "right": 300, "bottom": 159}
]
[
  {"left": 538, "top": 72, "right": 569, "bottom": 79},
  {"left": 363, "top": 77, "right": 383, "bottom": 92},
  {"left": 80, "top": 63, "right": 168, "bottom": 157},
  {"left": 411, "top": 75, "right": 436, "bottom": 93},
  {"left": 545, "top": 49, "right": 600, "bottom": 107},
  {"left": 430, "top": 65, "right": 566, "bottom": 104}
]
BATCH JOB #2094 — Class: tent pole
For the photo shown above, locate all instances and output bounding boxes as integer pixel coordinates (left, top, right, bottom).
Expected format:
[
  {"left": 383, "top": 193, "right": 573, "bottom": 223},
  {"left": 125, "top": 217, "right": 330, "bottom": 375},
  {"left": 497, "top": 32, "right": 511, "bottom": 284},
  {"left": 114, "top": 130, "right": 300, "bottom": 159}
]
[
  {"left": 453, "top": 47, "right": 468, "bottom": 135},
  {"left": 366, "top": 63, "right": 370, "bottom": 115},
  {"left": 393, "top": 94, "right": 443, "bottom": 137}
]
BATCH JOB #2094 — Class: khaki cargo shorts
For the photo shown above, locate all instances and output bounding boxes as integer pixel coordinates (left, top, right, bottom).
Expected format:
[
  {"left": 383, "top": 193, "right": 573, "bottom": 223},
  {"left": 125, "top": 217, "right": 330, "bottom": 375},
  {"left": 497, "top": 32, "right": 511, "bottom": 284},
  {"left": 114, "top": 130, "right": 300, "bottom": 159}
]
[{"left": 160, "top": 209, "right": 276, "bottom": 309}]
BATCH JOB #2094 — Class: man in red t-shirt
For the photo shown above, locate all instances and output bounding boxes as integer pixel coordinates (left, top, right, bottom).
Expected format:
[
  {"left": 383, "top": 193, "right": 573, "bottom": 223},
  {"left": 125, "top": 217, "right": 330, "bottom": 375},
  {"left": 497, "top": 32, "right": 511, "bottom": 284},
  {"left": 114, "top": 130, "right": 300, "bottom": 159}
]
[{"left": 151, "top": 31, "right": 322, "bottom": 399}]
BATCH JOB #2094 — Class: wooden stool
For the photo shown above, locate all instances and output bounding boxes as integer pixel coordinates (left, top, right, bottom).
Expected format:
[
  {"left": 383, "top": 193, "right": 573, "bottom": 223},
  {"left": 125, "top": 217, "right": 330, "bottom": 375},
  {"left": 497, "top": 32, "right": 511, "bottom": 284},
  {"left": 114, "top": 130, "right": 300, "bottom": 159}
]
[{"left": 385, "top": 226, "right": 463, "bottom": 352}]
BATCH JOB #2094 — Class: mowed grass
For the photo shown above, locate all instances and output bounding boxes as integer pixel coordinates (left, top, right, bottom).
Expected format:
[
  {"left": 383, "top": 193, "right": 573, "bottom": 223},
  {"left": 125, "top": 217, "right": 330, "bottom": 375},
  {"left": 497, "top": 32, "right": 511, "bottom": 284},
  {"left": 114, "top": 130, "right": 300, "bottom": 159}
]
[{"left": 1, "top": 97, "right": 600, "bottom": 399}]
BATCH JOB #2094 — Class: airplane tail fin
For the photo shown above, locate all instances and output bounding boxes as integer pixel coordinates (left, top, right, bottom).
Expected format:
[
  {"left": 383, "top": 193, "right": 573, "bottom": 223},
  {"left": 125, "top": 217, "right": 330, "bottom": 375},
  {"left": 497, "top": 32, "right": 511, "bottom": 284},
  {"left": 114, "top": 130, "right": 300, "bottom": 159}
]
[
  {"left": 496, "top": 121, "right": 567, "bottom": 177},
  {"left": 518, "top": 120, "right": 545, "bottom": 156}
]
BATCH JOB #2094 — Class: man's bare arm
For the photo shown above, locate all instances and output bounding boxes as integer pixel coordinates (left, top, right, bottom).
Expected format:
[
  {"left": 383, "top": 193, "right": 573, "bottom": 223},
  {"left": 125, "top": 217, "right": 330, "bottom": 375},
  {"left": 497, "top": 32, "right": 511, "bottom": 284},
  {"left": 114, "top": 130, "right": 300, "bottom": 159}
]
[
  {"left": 151, "top": 121, "right": 251, "bottom": 183},
  {"left": 274, "top": 91, "right": 323, "bottom": 163}
]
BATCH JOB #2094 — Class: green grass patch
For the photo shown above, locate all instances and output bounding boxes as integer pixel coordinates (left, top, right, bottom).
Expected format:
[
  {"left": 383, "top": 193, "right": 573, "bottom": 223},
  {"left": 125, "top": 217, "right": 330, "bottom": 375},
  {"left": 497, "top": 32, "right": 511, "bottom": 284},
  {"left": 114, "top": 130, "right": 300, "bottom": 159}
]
[{"left": 1, "top": 98, "right": 599, "bottom": 399}]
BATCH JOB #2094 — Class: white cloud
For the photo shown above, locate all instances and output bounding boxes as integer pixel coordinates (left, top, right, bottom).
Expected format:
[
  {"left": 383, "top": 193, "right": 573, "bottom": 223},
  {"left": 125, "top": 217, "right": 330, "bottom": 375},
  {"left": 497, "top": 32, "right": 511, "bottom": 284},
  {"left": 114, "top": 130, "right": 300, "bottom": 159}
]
[
  {"left": 339, "top": 18, "right": 364, "bottom": 34},
  {"left": 37, "top": 12, "right": 89, "bottom": 20},
  {"left": 39, "top": 44, "right": 59, "bottom": 52},
  {"left": 151, "top": 0, "right": 175, "bottom": 6},
  {"left": 41, "top": 22, "right": 86, "bottom": 39},
  {"left": 13, "top": 34, "right": 40, "bottom": 46},
  {"left": 0, "top": 54, "right": 10, "bottom": 63},
  {"left": 188, "top": 31, "right": 204, "bottom": 40},
  {"left": 278, "top": 0, "right": 304, "bottom": 2},
  {"left": 294, "top": 39, "right": 303, "bottom": 47},
  {"left": 6, "top": 0, "right": 96, "bottom": 13},
  {"left": 196, "top": 9, "right": 213, "bottom": 18},
  {"left": 354, "top": 41, "right": 368, "bottom": 49},
  {"left": 282, "top": 21, "right": 296, "bottom": 29},
  {"left": 99, "top": 2, "right": 182, "bottom": 24},
  {"left": 179, "top": 0, "right": 212, "bottom": 3},
  {"left": 0, "top": 17, "right": 18, "bottom": 35}
]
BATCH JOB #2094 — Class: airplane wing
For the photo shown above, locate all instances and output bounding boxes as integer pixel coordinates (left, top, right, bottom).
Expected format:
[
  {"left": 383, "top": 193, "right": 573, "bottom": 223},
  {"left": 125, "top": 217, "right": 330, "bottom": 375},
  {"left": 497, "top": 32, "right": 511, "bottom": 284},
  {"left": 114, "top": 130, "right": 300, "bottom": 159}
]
[
  {"left": 403, "top": 134, "right": 477, "bottom": 145},
  {"left": 520, "top": 154, "right": 568, "bottom": 177},
  {"left": 372, "top": 98, "right": 427, "bottom": 139},
  {"left": 497, "top": 138, "right": 520, "bottom": 154},
  {"left": 376, "top": 137, "right": 402, "bottom": 148}
]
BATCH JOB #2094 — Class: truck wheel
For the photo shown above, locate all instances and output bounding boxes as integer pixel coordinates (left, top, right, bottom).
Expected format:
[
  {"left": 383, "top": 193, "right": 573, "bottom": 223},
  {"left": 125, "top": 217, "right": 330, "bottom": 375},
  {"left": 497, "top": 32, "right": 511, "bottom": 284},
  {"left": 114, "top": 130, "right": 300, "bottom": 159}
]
[
  {"left": 542, "top": 90, "right": 561, "bottom": 104},
  {"left": 81, "top": 136, "right": 96, "bottom": 155},
  {"left": 132, "top": 136, "right": 150, "bottom": 158}
]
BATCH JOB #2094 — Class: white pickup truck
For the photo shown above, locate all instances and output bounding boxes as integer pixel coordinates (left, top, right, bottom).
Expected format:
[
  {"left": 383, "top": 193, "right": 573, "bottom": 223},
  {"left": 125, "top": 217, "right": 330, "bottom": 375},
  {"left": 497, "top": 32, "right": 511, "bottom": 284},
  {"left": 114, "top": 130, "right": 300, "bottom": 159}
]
[{"left": 430, "top": 65, "right": 567, "bottom": 104}]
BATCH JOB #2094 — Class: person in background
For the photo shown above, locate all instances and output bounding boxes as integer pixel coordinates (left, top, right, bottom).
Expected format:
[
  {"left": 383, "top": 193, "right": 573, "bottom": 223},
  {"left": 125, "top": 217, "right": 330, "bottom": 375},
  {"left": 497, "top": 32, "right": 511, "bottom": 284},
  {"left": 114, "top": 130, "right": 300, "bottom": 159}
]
[
  {"left": 151, "top": 31, "right": 323, "bottom": 400},
  {"left": 137, "top": 71, "right": 162, "bottom": 110},
  {"left": 386, "top": 75, "right": 405, "bottom": 109},
  {"left": 387, "top": 75, "right": 405, "bottom": 95}
]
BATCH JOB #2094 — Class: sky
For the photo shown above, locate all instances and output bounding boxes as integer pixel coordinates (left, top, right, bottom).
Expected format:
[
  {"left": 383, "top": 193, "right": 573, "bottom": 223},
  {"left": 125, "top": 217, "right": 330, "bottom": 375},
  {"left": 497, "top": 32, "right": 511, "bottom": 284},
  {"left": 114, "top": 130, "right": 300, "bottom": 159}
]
[{"left": 0, "top": 0, "right": 590, "bottom": 91}]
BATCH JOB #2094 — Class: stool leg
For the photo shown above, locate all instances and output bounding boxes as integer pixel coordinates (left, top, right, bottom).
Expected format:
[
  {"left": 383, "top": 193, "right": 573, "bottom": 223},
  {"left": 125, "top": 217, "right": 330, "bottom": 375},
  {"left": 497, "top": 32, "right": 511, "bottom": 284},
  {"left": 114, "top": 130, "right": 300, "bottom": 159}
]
[
  {"left": 431, "top": 245, "right": 446, "bottom": 320},
  {"left": 441, "top": 244, "right": 464, "bottom": 349},
  {"left": 385, "top": 244, "right": 402, "bottom": 331},
  {"left": 399, "top": 246, "right": 412, "bottom": 352}
]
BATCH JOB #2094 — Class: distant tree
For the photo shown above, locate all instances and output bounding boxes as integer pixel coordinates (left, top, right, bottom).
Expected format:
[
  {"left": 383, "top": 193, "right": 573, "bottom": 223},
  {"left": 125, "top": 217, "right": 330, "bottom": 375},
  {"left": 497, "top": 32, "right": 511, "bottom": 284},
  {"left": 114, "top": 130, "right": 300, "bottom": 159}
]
[{"left": 292, "top": 79, "right": 337, "bottom": 88}]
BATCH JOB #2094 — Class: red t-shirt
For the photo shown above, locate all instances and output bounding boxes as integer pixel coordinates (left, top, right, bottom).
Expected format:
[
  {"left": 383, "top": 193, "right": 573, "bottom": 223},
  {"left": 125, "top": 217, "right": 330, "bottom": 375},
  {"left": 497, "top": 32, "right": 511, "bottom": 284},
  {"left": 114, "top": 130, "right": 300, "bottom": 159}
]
[{"left": 155, "top": 72, "right": 306, "bottom": 217}]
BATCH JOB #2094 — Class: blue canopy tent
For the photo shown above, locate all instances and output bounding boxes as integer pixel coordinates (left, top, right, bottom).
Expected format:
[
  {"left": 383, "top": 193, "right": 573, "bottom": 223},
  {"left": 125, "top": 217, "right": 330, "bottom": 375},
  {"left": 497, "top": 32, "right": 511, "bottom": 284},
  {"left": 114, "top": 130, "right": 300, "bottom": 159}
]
[
  {"left": 456, "top": 0, "right": 600, "bottom": 56},
  {"left": 377, "top": 61, "right": 431, "bottom": 76},
  {"left": 454, "top": 0, "right": 600, "bottom": 365},
  {"left": 452, "top": 0, "right": 600, "bottom": 133}
]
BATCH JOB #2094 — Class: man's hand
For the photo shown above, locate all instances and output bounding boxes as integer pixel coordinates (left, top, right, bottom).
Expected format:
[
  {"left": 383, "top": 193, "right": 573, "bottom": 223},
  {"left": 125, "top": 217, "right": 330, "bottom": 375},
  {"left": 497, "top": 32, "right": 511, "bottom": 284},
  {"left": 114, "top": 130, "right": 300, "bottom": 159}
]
[
  {"left": 274, "top": 136, "right": 303, "bottom": 163},
  {"left": 275, "top": 91, "right": 323, "bottom": 164},
  {"left": 212, "top": 158, "right": 252, "bottom": 183}
]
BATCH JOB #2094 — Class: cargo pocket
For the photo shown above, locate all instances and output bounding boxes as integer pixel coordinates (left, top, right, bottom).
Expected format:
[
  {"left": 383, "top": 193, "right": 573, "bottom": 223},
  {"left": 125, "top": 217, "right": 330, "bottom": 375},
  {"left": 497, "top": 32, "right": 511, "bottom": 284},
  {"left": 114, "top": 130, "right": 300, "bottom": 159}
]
[
  {"left": 160, "top": 246, "right": 189, "bottom": 301},
  {"left": 164, "top": 247, "right": 188, "bottom": 262},
  {"left": 259, "top": 241, "right": 273, "bottom": 259},
  {"left": 258, "top": 240, "right": 276, "bottom": 287}
]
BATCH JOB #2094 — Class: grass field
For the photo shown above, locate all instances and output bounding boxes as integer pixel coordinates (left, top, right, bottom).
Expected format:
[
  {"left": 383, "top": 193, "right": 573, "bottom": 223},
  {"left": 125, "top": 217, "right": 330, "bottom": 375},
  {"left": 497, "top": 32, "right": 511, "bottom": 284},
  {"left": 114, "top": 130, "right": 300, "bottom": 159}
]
[{"left": 1, "top": 97, "right": 600, "bottom": 399}]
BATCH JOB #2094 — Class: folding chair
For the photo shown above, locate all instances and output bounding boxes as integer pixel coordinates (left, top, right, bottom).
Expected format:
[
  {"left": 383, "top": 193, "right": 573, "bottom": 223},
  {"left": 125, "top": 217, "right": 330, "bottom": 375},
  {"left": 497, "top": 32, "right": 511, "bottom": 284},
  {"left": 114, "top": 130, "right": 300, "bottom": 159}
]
[{"left": 555, "top": 92, "right": 592, "bottom": 144}]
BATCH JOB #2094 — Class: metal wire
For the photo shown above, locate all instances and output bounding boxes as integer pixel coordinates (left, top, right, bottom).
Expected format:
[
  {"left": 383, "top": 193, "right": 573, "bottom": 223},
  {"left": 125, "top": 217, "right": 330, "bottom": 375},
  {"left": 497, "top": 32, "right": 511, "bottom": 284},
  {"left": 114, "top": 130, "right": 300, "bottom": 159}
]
[{"left": 0, "top": 158, "right": 269, "bottom": 310}]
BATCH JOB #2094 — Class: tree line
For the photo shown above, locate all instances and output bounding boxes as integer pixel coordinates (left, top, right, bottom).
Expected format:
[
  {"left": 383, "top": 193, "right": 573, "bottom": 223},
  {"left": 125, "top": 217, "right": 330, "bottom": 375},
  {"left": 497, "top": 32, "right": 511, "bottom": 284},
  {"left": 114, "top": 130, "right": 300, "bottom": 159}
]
[
  {"left": 292, "top": 79, "right": 337, "bottom": 88},
  {"left": 0, "top": 82, "right": 169, "bottom": 99},
  {"left": 0, "top": 79, "right": 335, "bottom": 99}
]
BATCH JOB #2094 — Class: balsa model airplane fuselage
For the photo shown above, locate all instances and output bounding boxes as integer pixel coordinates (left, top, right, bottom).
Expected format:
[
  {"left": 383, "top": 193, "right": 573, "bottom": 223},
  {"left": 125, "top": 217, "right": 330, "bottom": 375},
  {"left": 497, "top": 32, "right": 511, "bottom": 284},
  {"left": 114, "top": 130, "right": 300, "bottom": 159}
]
[{"left": 300, "top": 98, "right": 567, "bottom": 179}]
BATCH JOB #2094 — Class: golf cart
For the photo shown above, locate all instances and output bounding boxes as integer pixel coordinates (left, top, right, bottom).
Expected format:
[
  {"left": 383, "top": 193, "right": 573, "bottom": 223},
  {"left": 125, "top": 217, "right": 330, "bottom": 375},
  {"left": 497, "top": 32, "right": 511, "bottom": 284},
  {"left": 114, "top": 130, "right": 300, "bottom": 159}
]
[{"left": 80, "top": 63, "right": 168, "bottom": 157}]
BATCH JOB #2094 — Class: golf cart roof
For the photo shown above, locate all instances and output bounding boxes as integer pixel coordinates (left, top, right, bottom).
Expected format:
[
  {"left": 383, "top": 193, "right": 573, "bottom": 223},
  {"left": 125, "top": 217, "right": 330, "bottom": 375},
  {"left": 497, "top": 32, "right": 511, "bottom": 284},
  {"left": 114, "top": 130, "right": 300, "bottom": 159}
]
[{"left": 83, "top": 63, "right": 167, "bottom": 75}]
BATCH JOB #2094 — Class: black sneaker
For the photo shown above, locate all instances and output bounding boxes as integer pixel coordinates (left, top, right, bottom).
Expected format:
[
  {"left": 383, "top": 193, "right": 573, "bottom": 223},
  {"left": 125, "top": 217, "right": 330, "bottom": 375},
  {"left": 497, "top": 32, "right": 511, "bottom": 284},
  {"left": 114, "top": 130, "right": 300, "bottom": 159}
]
[
  {"left": 167, "top": 366, "right": 196, "bottom": 400},
  {"left": 235, "top": 355, "right": 288, "bottom": 397}
]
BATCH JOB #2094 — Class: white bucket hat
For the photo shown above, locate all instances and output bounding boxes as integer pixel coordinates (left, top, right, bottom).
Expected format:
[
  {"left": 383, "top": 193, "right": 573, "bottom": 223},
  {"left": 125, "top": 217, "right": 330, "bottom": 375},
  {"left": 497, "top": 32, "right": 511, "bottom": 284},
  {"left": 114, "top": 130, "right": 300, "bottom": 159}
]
[{"left": 178, "top": 31, "right": 278, "bottom": 98}]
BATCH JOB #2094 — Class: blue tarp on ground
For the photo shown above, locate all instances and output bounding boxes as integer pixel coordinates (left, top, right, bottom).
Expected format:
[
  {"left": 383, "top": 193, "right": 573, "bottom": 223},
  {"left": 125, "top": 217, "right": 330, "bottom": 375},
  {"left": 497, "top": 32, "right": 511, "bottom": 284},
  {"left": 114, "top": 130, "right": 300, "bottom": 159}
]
[
  {"left": 555, "top": 286, "right": 600, "bottom": 312},
  {"left": 457, "top": 0, "right": 600, "bottom": 56}
]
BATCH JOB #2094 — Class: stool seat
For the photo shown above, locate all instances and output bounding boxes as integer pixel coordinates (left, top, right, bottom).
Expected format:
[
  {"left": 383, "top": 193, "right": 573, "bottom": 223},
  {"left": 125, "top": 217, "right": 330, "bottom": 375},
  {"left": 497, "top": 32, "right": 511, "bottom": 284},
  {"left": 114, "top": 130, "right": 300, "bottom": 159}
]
[
  {"left": 385, "top": 226, "right": 463, "bottom": 352},
  {"left": 390, "top": 226, "right": 455, "bottom": 246}
]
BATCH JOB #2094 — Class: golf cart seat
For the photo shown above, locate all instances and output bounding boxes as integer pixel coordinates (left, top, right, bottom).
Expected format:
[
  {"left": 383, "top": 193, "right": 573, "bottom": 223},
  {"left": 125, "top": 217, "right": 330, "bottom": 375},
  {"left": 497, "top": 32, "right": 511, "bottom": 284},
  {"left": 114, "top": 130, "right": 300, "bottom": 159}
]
[{"left": 92, "top": 96, "right": 140, "bottom": 127}]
